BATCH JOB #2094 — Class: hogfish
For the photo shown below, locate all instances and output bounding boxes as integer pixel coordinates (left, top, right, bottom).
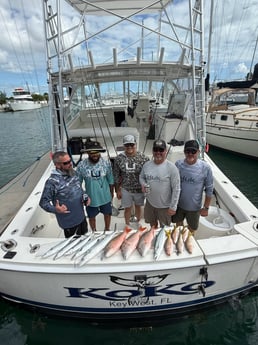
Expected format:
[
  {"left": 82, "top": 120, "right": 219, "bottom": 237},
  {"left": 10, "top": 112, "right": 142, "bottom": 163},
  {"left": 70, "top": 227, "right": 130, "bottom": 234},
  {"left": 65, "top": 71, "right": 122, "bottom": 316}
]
[
  {"left": 137, "top": 226, "right": 156, "bottom": 257},
  {"left": 121, "top": 226, "right": 146, "bottom": 260},
  {"left": 154, "top": 226, "right": 166, "bottom": 260},
  {"left": 103, "top": 226, "right": 132, "bottom": 258}
]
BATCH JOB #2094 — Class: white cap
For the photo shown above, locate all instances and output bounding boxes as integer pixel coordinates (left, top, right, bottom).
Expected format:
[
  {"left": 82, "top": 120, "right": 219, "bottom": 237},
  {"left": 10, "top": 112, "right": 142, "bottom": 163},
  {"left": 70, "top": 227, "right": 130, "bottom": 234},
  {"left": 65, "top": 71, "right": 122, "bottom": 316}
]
[{"left": 123, "top": 135, "right": 136, "bottom": 145}]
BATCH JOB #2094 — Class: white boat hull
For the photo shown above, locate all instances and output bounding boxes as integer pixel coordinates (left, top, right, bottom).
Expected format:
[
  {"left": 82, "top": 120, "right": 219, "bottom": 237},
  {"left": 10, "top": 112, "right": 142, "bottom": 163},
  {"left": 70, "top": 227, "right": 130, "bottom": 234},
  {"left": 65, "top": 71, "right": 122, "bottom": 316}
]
[
  {"left": 206, "top": 125, "right": 258, "bottom": 159},
  {"left": 0, "top": 253, "right": 257, "bottom": 319},
  {"left": 9, "top": 102, "right": 42, "bottom": 112}
]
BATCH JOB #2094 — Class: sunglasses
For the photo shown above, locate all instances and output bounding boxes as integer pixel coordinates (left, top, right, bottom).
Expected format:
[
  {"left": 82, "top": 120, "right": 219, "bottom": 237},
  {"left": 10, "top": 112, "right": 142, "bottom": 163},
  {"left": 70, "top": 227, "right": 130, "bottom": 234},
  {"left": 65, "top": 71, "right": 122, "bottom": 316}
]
[
  {"left": 153, "top": 147, "right": 165, "bottom": 152},
  {"left": 124, "top": 143, "right": 135, "bottom": 147},
  {"left": 184, "top": 149, "right": 197, "bottom": 154},
  {"left": 60, "top": 159, "right": 72, "bottom": 165}
]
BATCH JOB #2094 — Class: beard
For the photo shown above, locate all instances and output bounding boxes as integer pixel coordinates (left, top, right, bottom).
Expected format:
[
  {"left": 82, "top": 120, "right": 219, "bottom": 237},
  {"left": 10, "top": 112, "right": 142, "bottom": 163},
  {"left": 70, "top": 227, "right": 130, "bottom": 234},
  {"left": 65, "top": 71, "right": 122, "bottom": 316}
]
[
  {"left": 88, "top": 155, "right": 100, "bottom": 163},
  {"left": 61, "top": 167, "right": 75, "bottom": 176}
]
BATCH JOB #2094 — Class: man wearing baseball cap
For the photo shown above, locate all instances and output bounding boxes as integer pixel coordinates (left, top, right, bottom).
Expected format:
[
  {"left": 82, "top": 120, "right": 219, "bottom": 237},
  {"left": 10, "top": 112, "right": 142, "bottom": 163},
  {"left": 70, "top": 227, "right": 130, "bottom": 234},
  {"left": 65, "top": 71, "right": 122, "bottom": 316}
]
[
  {"left": 139, "top": 139, "right": 181, "bottom": 227},
  {"left": 172, "top": 139, "right": 213, "bottom": 235},
  {"left": 113, "top": 134, "right": 149, "bottom": 227}
]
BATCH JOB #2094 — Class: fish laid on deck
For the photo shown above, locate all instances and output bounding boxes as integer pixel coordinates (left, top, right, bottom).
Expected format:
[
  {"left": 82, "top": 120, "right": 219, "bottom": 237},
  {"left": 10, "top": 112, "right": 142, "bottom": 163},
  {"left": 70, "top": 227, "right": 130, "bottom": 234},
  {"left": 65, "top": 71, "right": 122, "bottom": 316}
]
[
  {"left": 103, "top": 226, "right": 132, "bottom": 258},
  {"left": 164, "top": 229, "right": 174, "bottom": 256},
  {"left": 154, "top": 226, "right": 167, "bottom": 260},
  {"left": 137, "top": 226, "right": 157, "bottom": 257},
  {"left": 121, "top": 226, "right": 146, "bottom": 260}
]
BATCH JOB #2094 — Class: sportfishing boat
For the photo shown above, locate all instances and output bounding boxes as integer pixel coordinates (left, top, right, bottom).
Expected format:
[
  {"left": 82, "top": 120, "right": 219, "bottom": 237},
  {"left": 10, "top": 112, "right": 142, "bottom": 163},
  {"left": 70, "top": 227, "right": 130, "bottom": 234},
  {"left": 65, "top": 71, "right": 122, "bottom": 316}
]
[
  {"left": 8, "top": 87, "right": 41, "bottom": 112},
  {"left": 206, "top": 75, "right": 258, "bottom": 159},
  {"left": 0, "top": 0, "right": 258, "bottom": 322}
]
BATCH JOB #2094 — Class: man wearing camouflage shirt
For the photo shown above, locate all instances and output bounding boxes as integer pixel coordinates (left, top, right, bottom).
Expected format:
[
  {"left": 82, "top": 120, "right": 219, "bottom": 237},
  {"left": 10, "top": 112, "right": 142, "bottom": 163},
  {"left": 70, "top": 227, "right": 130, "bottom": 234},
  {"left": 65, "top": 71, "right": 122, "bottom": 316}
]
[{"left": 113, "top": 135, "right": 149, "bottom": 227}]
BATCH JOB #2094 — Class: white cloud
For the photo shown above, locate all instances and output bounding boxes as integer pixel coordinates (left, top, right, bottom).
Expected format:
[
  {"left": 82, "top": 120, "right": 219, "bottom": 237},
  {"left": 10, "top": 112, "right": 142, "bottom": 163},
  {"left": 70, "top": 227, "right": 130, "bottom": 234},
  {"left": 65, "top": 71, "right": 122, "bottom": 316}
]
[{"left": 1, "top": 0, "right": 258, "bottom": 96}]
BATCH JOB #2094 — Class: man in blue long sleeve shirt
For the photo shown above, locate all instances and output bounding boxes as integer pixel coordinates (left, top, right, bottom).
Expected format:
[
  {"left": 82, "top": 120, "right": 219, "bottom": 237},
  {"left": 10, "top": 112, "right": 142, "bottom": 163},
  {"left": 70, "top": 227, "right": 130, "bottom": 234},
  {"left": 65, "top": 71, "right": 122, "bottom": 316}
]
[
  {"left": 39, "top": 151, "right": 88, "bottom": 238},
  {"left": 172, "top": 140, "right": 213, "bottom": 234}
]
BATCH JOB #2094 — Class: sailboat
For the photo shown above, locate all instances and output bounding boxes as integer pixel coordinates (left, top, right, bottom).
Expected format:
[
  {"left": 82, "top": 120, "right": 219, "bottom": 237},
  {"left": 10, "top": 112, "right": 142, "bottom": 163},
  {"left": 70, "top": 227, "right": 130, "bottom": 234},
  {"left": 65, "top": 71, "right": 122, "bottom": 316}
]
[
  {"left": 0, "top": 0, "right": 258, "bottom": 321},
  {"left": 206, "top": 68, "right": 258, "bottom": 160}
]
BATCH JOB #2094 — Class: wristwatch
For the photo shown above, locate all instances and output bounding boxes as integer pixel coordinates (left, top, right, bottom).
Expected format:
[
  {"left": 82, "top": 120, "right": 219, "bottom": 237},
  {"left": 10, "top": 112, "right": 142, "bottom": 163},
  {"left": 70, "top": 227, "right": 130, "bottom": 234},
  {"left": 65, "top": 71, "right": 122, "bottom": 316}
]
[{"left": 203, "top": 206, "right": 209, "bottom": 210}]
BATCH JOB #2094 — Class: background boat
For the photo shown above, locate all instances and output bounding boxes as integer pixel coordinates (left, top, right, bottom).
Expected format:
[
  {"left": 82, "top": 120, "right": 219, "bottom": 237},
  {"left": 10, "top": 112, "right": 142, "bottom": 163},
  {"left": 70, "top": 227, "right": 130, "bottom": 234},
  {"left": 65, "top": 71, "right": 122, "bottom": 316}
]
[
  {"left": 8, "top": 87, "right": 42, "bottom": 112},
  {"left": 206, "top": 72, "right": 258, "bottom": 159}
]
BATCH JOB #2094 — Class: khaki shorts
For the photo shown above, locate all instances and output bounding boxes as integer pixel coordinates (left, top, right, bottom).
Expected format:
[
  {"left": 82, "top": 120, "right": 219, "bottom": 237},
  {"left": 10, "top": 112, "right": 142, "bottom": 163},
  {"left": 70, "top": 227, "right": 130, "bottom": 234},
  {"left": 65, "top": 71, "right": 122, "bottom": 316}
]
[
  {"left": 172, "top": 206, "right": 200, "bottom": 230},
  {"left": 144, "top": 199, "right": 172, "bottom": 226}
]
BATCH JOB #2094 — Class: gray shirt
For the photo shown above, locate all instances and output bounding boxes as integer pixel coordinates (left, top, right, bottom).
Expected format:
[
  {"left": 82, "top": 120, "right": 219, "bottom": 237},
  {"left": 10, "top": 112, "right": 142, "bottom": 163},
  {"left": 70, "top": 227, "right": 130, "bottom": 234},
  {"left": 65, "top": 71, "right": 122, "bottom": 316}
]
[
  {"left": 175, "top": 159, "right": 213, "bottom": 211},
  {"left": 139, "top": 159, "right": 181, "bottom": 210}
]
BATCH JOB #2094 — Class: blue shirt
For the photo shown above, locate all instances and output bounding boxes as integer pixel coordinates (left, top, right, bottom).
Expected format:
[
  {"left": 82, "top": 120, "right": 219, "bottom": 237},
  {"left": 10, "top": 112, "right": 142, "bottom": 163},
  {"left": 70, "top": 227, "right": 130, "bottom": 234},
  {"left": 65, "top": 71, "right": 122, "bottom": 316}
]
[
  {"left": 175, "top": 159, "right": 213, "bottom": 211},
  {"left": 76, "top": 157, "right": 114, "bottom": 207},
  {"left": 39, "top": 169, "right": 85, "bottom": 229}
]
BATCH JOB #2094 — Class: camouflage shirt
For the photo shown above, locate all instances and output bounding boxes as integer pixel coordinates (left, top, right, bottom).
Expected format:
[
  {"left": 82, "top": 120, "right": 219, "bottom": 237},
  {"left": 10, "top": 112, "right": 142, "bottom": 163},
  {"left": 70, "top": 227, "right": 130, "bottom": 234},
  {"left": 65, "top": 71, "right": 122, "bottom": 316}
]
[{"left": 113, "top": 151, "right": 149, "bottom": 193}]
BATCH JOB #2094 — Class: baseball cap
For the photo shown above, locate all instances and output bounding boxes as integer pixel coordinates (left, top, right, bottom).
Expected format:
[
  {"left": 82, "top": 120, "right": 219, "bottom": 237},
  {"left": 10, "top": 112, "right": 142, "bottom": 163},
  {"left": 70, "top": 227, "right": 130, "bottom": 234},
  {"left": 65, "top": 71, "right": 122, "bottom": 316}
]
[
  {"left": 184, "top": 140, "right": 199, "bottom": 150},
  {"left": 153, "top": 139, "right": 166, "bottom": 150},
  {"left": 123, "top": 135, "right": 136, "bottom": 145}
]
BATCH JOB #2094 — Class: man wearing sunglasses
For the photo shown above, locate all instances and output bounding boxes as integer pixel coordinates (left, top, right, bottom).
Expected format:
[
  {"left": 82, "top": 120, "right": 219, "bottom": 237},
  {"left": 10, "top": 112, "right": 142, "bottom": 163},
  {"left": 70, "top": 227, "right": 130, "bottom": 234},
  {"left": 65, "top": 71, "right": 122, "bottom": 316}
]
[
  {"left": 113, "top": 134, "right": 149, "bottom": 227},
  {"left": 172, "top": 140, "right": 213, "bottom": 235},
  {"left": 139, "top": 139, "right": 181, "bottom": 227},
  {"left": 39, "top": 151, "right": 89, "bottom": 238}
]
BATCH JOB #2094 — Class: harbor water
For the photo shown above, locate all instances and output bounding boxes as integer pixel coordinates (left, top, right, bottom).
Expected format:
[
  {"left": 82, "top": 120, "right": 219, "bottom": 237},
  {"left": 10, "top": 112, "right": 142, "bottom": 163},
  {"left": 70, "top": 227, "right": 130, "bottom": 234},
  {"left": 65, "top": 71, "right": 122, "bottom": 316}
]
[{"left": 0, "top": 109, "right": 258, "bottom": 344}]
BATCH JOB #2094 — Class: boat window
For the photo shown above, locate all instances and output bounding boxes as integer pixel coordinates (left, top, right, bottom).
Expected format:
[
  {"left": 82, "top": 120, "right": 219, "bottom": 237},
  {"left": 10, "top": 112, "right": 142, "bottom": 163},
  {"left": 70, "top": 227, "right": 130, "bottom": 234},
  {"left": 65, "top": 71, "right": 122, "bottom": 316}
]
[
  {"left": 235, "top": 120, "right": 239, "bottom": 125},
  {"left": 256, "top": 122, "right": 258, "bottom": 128},
  {"left": 210, "top": 114, "right": 216, "bottom": 120},
  {"left": 220, "top": 115, "right": 228, "bottom": 121}
]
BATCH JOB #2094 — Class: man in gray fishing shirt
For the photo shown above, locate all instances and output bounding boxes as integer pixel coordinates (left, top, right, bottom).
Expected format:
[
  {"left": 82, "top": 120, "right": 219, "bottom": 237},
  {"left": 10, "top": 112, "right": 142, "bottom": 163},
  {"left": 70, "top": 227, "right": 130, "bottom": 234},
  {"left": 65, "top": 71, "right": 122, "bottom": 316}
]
[
  {"left": 139, "top": 139, "right": 181, "bottom": 227},
  {"left": 172, "top": 140, "right": 213, "bottom": 235}
]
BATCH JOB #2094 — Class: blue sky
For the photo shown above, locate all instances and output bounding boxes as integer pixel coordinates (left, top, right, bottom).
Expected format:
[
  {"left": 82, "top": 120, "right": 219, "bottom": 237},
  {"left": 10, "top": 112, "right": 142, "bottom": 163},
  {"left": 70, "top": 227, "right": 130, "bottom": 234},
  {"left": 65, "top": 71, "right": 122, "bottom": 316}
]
[{"left": 0, "top": 0, "right": 258, "bottom": 97}]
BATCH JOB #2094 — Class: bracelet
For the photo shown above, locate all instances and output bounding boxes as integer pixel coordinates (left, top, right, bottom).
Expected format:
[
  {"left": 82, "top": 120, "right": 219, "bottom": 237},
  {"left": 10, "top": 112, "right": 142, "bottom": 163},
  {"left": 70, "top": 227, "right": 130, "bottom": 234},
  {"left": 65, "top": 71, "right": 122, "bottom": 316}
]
[{"left": 203, "top": 206, "right": 209, "bottom": 210}]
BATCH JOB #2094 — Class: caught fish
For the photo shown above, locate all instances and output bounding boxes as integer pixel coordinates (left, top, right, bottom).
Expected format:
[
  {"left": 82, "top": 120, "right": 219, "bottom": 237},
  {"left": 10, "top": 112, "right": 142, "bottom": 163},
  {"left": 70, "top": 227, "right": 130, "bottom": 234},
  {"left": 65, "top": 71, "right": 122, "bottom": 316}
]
[
  {"left": 76, "top": 231, "right": 116, "bottom": 266},
  {"left": 103, "top": 226, "right": 132, "bottom": 258},
  {"left": 164, "top": 230, "right": 174, "bottom": 256},
  {"left": 182, "top": 226, "right": 189, "bottom": 242},
  {"left": 176, "top": 232, "right": 184, "bottom": 255},
  {"left": 137, "top": 226, "right": 156, "bottom": 257},
  {"left": 41, "top": 236, "right": 77, "bottom": 259},
  {"left": 171, "top": 226, "right": 180, "bottom": 244},
  {"left": 185, "top": 232, "right": 194, "bottom": 254},
  {"left": 121, "top": 226, "right": 146, "bottom": 260},
  {"left": 53, "top": 235, "right": 88, "bottom": 260},
  {"left": 64, "top": 234, "right": 93, "bottom": 256},
  {"left": 154, "top": 226, "right": 166, "bottom": 260},
  {"left": 72, "top": 234, "right": 105, "bottom": 260}
]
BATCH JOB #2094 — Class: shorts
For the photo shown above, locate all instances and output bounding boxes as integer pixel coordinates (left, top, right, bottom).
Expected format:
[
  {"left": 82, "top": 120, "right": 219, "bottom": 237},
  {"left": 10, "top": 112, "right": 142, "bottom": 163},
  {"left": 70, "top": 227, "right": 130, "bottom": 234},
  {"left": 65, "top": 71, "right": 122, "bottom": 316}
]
[
  {"left": 172, "top": 206, "right": 200, "bottom": 230},
  {"left": 144, "top": 199, "right": 172, "bottom": 226},
  {"left": 121, "top": 188, "right": 145, "bottom": 208},
  {"left": 64, "top": 217, "right": 88, "bottom": 238},
  {"left": 86, "top": 202, "right": 112, "bottom": 218}
]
